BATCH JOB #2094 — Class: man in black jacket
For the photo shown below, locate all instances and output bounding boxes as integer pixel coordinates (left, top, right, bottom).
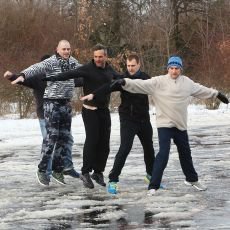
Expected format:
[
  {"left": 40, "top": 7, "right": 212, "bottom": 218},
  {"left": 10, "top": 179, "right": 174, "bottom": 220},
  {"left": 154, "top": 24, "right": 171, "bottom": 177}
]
[
  {"left": 44, "top": 44, "right": 118, "bottom": 189},
  {"left": 80, "top": 54, "right": 155, "bottom": 194}
]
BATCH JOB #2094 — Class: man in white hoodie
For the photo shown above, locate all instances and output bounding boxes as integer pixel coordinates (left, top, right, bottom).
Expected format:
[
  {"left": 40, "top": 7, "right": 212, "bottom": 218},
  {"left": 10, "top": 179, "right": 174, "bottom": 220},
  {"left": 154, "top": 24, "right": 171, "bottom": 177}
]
[{"left": 121, "top": 56, "right": 229, "bottom": 195}]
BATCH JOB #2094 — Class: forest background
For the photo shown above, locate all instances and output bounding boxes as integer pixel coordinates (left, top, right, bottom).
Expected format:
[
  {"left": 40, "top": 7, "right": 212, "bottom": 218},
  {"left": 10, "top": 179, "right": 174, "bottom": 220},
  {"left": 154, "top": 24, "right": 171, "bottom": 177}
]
[{"left": 0, "top": 0, "right": 229, "bottom": 118}]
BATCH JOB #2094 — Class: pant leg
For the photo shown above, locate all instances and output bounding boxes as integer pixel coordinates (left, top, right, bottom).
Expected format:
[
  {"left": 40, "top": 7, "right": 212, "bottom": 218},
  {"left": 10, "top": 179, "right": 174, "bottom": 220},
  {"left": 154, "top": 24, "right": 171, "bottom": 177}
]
[
  {"left": 81, "top": 107, "right": 100, "bottom": 174},
  {"left": 173, "top": 129, "right": 198, "bottom": 182},
  {"left": 109, "top": 119, "right": 136, "bottom": 182},
  {"left": 38, "top": 101, "right": 61, "bottom": 173},
  {"left": 38, "top": 118, "right": 47, "bottom": 139},
  {"left": 53, "top": 102, "right": 72, "bottom": 172},
  {"left": 63, "top": 132, "right": 74, "bottom": 171},
  {"left": 93, "top": 108, "right": 111, "bottom": 173},
  {"left": 39, "top": 118, "right": 52, "bottom": 176},
  {"left": 137, "top": 120, "right": 155, "bottom": 176},
  {"left": 148, "top": 128, "right": 172, "bottom": 190}
]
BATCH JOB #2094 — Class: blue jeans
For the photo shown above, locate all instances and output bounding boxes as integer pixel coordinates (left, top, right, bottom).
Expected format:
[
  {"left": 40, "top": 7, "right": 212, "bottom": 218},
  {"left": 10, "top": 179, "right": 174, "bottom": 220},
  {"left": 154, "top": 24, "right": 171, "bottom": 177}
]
[
  {"left": 39, "top": 117, "right": 74, "bottom": 176},
  {"left": 39, "top": 118, "right": 47, "bottom": 139},
  {"left": 148, "top": 127, "right": 198, "bottom": 190}
]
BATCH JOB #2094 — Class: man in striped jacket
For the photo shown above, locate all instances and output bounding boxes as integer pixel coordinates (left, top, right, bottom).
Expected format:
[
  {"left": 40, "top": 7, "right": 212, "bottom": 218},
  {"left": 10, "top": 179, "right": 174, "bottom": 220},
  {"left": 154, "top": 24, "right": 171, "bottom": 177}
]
[{"left": 8, "top": 40, "right": 81, "bottom": 186}]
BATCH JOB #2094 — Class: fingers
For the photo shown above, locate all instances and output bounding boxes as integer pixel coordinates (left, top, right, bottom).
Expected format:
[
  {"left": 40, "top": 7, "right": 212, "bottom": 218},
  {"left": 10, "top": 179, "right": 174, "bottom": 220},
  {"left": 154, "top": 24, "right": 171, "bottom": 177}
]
[
  {"left": 80, "top": 94, "right": 94, "bottom": 101},
  {"left": 11, "top": 76, "right": 24, "bottom": 85},
  {"left": 79, "top": 96, "right": 87, "bottom": 101},
  {"left": 3, "top": 71, "right": 13, "bottom": 79}
]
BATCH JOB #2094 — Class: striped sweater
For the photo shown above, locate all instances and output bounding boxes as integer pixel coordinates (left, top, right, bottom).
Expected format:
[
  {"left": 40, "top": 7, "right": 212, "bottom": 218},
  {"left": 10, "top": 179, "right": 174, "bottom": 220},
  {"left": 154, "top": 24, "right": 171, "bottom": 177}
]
[{"left": 22, "top": 55, "right": 81, "bottom": 99}]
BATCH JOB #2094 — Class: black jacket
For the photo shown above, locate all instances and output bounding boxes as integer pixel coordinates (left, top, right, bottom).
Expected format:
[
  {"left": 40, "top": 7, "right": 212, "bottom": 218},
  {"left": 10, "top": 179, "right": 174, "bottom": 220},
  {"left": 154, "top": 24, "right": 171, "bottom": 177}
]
[
  {"left": 94, "top": 70, "right": 151, "bottom": 122},
  {"left": 51, "top": 60, "right": 118, "bottom": 109}
]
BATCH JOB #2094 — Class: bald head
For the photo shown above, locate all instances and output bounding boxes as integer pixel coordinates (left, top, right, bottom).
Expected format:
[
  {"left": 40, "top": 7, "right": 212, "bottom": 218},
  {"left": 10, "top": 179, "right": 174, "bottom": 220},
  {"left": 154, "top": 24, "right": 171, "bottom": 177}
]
[{"left": 56, "top": 40, "right": 71, "bottom": 59}]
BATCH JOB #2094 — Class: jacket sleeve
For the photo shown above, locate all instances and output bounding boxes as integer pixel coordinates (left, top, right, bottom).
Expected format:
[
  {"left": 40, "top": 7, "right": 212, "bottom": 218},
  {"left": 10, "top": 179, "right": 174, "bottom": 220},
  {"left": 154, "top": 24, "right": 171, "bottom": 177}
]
[
  {"left": 22, "top": 59, "right": 53, "bottom": 79},
  {"left": 74, "top": 77, "right": 84, "bottom": 87},
  {"left": 8, "top": 74, "right": 39, "bottom": 89},
  {"left": 109, "top": 66, "right": 122, "bottom": 80},
  {"left": 92, "top": 76, "right": 124, "bottom": 97},
  {"left": 122, "top": 77, "right": 157, "bottom": 95},
  {"left": 46, "top": 67, "right": 87, "bottom": 81},
  {"left": 190, "top": 81, "right": 218, "bottom": 99}
]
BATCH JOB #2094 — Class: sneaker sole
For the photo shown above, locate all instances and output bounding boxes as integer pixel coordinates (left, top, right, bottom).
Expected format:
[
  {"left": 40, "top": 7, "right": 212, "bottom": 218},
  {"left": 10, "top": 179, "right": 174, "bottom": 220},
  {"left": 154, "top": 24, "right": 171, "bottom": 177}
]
[
  {"left": 36, "top": 172, "right": 49, "bottom": 186},
  {"left": 52, "top": 175, "right": 66, "bottom": 185},
  {"left": 108, "top": 191, "right": 117, "bottom": 194},
  {"left": 147, "top": 192, "right": 156, "bottom": 196},
  {"left": 80, "top": 176, "right": 94, "bottom": 189},
  {"left": 184, "top": 181, "right": 207, "bottom": 191}
]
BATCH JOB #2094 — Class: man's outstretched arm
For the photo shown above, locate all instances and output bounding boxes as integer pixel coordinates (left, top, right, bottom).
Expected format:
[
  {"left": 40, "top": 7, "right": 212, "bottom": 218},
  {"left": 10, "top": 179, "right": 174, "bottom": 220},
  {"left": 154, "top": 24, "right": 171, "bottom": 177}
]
[{"left": 43, "top": 69, "right": 83, "bottom": 82}]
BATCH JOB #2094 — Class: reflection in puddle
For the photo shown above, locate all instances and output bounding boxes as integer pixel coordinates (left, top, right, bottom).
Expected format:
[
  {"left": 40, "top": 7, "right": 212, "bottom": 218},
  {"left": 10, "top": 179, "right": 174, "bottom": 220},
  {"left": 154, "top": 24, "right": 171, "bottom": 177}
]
[
  {"left": 116, "top": 217, "right": 128, "bottom": 229},
  {"left": 80, "top": 205, "right": 110, "bottom": 225},
  {"left": 144, "top": 211, "right": 153, "bottom": 224},
  {"left": 0, "top": 152, "right": 15, "bottom": 160},
  {"left": 46, "top": 222, "right": 72, "bottom": 230}
]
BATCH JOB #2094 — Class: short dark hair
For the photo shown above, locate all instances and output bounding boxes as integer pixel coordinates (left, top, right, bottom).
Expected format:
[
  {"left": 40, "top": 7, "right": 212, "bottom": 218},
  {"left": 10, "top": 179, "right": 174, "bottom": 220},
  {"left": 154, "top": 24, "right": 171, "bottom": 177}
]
[
  {"left": 93, "top": 43, "right": 107, "bottom": 55},
  {"left": 127, "top": 54, "right": 140, "bottom": 64}
]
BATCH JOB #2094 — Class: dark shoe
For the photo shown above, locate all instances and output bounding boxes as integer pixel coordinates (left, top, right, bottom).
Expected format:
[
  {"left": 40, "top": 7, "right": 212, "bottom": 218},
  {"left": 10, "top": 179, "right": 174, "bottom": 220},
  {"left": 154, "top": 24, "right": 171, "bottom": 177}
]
[
  {"left": 91, "top": 172, "right": 106, "bottom": 187},
  {"left": 80, "top": 173, "right": 94, "bottom": 189},
  {"left": 63, "top": 168, "right": 80, "bottom": 178},
  {"left": 36, "top": 171, "right": 50, "bottom": 186},
  {"left": 52, "top": 171, "right": 66, "bottom": 185}
]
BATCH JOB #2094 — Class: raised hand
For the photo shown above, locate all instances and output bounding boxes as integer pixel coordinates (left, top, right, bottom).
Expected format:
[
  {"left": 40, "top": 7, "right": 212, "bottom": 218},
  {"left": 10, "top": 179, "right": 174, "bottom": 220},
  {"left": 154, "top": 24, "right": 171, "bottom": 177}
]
[
  {"left": 3, "top": 71, "right": 13, "bottom": 79},
  {"left": 11, "top": 76, "right": 25, "bottom": 85}
]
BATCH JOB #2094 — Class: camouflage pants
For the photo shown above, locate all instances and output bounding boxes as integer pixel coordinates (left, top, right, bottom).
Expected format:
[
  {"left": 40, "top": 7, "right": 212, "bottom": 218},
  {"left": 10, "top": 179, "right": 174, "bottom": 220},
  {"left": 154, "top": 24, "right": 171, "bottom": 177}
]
[{"left": 38, "top": 100, "right": 72, "bottom": 173}]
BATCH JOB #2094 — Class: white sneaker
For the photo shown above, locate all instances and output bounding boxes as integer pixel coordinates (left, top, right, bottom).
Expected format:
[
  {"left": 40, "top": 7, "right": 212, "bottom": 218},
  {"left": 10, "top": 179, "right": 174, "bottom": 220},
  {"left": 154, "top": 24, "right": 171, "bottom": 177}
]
[
  {"left": 184, "top": 180, "right": 207, "bottom": 191},
  {"left": 147, "top": 189, "right": 156, "bottom": 196}
]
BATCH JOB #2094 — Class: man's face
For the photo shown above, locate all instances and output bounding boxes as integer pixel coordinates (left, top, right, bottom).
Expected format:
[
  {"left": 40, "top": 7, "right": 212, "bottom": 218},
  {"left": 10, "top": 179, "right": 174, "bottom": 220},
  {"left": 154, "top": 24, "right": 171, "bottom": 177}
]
[
  {"left": 94, "top": 49, "right": 107, "bottom": 68},
  {"left": 56, "top": 41, "right": 71, "bottom": 59},
  {"left": 126, "top": 59, "right": 140, "bottom": 76},
  {"left": 168, "top": 66, "right": 181, "bottom": 79}
]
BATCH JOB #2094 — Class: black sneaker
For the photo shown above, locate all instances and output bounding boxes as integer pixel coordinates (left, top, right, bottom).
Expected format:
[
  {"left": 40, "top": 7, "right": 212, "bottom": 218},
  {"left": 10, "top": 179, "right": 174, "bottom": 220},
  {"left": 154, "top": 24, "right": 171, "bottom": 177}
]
[
  {"left": 91, "top": 172, "right": 106, "bottom": 187},
  {"left": 63, "top": 168, "right": 80, "bottom": 178},
  {"left": 80, "top": 173, "right": 94, "bottom": 189},
  {"left": 36, "top": 171, "right": 50, "bottom": 186},
  {"left": 52, "top": 171, "right": 66, "bottom": 185}
]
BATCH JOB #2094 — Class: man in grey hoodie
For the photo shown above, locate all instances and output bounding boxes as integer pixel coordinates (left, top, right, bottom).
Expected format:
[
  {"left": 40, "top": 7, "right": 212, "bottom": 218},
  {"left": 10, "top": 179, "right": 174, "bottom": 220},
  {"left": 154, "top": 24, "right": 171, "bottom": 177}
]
[{"left": 120, "top": 56, "right": 229, "bottom": 195}]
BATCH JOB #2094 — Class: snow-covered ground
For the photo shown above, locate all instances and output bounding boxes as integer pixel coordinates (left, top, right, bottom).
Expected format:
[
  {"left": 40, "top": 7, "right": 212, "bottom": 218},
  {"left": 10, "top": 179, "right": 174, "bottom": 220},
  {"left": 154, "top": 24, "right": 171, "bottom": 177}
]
[{"left": 0, "top": 105, "right": 230, "bottom": 229}]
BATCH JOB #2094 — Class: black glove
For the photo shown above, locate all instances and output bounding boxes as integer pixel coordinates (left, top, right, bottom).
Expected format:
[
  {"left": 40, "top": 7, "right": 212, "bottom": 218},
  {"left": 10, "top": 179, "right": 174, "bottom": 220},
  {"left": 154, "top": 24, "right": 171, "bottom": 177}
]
[
  {"left": 110, "top": 79, "right": 126, "bottom": 88},
  {"left": 217, "top": 92, "right": 229, "bottom": 104},
  {"left": 118, "top": 78, "right": 126, "bottom": 86}
]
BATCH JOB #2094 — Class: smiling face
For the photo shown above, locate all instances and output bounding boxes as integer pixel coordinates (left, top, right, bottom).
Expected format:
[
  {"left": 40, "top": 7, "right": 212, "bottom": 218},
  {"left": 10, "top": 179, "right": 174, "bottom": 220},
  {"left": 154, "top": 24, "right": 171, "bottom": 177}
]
[
  {"left": 93, "top": 49, "right": 107, "bottom": 68},
  {"left": 56, "top": 40, "right": 71, "bottom": 59}
]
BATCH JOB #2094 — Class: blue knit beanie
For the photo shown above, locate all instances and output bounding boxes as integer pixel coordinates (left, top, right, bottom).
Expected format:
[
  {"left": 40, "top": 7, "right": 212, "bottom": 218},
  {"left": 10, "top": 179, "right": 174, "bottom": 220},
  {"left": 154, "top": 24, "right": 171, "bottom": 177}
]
[{"left": 167, "top": 56, "right": 183, "bottom": 69}]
